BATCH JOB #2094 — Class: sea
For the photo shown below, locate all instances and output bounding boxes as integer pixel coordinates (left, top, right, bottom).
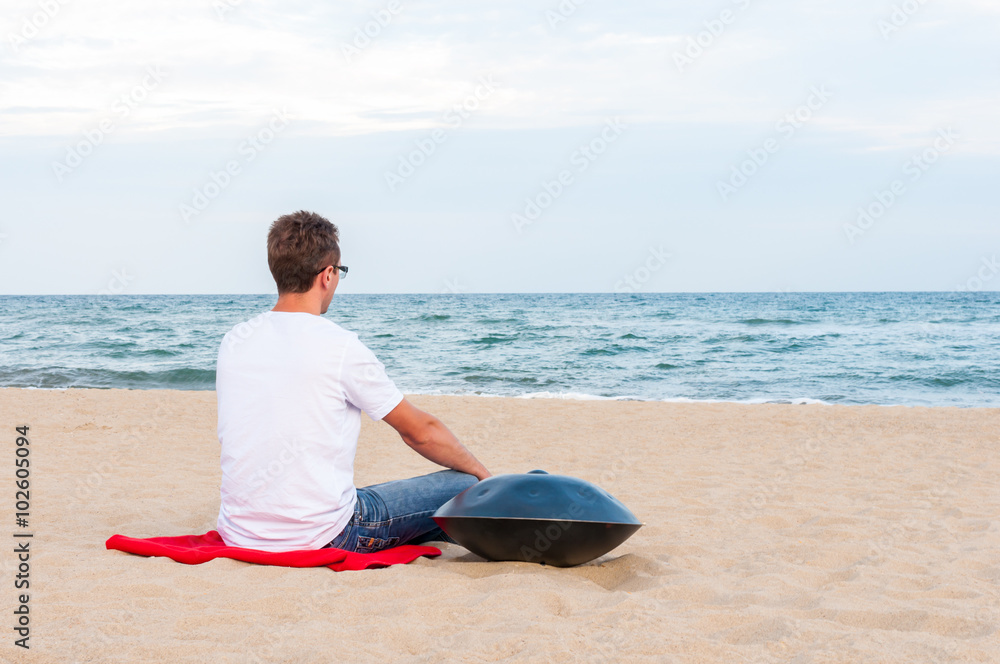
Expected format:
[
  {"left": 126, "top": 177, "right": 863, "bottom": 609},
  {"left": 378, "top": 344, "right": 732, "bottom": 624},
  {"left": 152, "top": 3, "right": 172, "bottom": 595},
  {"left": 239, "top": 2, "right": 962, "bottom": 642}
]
[{"left": 1, "top": 292, "right": 997, "bottom": 407}]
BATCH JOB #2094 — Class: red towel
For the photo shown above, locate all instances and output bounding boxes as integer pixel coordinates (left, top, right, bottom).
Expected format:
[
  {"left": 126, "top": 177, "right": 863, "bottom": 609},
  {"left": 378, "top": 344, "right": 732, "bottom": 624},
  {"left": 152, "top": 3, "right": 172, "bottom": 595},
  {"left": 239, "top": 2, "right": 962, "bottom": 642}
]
[{"left": 106, "top": 530, "right": 440, "bottom": 571}]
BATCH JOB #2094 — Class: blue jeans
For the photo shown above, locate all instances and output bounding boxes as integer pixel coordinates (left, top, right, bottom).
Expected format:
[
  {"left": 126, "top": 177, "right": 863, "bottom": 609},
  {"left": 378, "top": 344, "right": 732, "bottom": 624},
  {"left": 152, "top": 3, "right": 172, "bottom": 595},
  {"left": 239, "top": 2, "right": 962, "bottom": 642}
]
[{"left": 323, "top": 469, "right": 479, "bottom": 553}]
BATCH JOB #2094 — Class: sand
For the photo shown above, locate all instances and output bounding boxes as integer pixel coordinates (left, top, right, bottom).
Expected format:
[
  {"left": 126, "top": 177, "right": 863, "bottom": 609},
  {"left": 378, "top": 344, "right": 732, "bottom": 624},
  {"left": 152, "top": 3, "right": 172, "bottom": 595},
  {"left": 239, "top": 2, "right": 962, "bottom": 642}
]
[{"left": 1, "top": 387, "right": 997, "bottom": 663}]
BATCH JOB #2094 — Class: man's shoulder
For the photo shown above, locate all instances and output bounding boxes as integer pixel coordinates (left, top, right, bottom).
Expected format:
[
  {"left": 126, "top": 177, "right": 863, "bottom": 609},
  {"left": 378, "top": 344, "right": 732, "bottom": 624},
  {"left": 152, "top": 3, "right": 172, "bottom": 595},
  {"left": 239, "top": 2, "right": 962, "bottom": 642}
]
[
  {"left": 220, "top": 311, "right": 269, "bottom": 348},
  {"left": 220, "top": 312, "right": 358, "bottom": 350},
  {"left": 308, "top": 315, "right": 358, "bottom": 341}
]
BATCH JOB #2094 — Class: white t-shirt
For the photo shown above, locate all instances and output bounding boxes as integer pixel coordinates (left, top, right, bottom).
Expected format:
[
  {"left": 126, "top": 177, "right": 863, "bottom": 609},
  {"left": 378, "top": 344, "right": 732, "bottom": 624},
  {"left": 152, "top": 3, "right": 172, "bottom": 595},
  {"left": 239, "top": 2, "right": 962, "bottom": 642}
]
[{"left": 215, "top": 310, "right": 404, "bottom": 551}]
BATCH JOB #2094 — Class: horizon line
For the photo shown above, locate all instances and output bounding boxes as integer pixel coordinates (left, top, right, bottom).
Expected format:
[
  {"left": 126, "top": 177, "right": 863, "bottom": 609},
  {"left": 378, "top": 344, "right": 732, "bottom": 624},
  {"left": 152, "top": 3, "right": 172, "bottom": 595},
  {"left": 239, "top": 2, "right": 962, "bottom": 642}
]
[{"left": 1, "top": 290, "right": 997, "bottom": 297}]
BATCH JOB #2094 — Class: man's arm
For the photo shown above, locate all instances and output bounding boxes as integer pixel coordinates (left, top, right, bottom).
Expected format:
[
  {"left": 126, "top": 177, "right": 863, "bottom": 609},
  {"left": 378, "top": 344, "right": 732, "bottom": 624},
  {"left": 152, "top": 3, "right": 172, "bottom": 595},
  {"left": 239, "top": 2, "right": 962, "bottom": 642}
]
[{"left": 382, "top": 398, "right": 492, "bottom": 481}]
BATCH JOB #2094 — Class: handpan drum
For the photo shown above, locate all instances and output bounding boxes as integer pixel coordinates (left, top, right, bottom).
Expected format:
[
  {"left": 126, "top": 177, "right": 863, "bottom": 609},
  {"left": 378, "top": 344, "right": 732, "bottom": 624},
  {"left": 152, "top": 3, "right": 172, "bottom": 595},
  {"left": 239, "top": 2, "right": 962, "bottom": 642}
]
[{"left": 432, "top": 470, "right": 642, "bottom": 567}]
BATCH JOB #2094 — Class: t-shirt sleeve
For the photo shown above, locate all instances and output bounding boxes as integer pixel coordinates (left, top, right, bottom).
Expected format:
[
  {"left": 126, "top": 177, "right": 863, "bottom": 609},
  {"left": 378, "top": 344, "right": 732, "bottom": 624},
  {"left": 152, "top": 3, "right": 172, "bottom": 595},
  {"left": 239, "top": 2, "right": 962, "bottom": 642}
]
[{"left": 340, "top": 336, "right": 405, "bottom": 421}]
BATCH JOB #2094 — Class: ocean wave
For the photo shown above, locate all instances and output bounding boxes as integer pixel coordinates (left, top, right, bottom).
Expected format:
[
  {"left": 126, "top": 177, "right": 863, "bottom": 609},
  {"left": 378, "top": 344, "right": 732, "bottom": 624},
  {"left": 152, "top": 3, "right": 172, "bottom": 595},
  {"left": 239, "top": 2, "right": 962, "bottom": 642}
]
[
  {"left": 497, "top": 392, "right": 835, "bottom": 405},
  {"left": 655, "top": 395, "right": 833, "bottom": 406},
  {"left": 2, "top": 292, "right": 998, "bottom": 407},
  {"left": 477, "top": 317, "right": 523, "bottom": 325},
  {"left": 514, "top": 391, "right": 638, "bottom": 401},
  {"left": 0, "top": 367, "right": 215, "bottom": 390},
  {"left": 884, "top": 374, "right": 973, "bottom": 388},
  {"left": 702, "top": 334, "right": 762, "bottom": 344},
  {"left": 466, "top": 334, "right": 518, "bottom": 345},
  {"left": 581, "top": 344, "right": 651, "bottom": 356},
  {"left": 739, "top": 318, "right": 807, "bottom": 326}
]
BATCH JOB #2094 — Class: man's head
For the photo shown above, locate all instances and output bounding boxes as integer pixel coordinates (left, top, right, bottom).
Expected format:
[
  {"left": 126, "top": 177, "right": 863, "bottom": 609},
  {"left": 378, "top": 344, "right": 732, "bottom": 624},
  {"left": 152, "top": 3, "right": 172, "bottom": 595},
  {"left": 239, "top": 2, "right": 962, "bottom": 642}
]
[{"left": 267, "top": 210, "right": 341, "bottom": 294}]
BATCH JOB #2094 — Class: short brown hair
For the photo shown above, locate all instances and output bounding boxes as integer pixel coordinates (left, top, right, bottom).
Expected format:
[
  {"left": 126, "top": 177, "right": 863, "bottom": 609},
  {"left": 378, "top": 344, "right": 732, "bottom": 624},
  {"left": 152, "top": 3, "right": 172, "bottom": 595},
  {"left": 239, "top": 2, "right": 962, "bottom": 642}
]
[{"left": 267, "top": 211, "right": 341, "bottom": 294}]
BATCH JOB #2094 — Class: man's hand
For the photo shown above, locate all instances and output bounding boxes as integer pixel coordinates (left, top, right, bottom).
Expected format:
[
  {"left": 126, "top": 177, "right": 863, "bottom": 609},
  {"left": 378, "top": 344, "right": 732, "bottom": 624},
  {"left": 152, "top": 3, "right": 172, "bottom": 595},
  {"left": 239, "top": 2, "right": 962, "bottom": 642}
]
[{"left": 382, "top": 398, "right": 492, "bottom": 480}]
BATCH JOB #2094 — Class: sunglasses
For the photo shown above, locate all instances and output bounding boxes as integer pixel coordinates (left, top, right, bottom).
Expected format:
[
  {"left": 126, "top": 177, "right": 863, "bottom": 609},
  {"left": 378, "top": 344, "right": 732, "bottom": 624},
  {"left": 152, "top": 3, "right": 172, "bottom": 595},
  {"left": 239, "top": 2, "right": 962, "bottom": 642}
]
[{"left": 316, "top": 264, "right": 348, "bottom": 280}]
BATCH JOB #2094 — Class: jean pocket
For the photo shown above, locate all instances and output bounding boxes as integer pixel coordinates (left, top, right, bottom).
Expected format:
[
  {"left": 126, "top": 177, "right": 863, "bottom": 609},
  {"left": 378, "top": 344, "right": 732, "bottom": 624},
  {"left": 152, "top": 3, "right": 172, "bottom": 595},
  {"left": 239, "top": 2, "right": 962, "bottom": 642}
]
[
  {"left": 325, "top": 523, "right": 353, "bottom": 550},
  {"left": 356, "top": 535, "right": 400, "bottom": 552}
]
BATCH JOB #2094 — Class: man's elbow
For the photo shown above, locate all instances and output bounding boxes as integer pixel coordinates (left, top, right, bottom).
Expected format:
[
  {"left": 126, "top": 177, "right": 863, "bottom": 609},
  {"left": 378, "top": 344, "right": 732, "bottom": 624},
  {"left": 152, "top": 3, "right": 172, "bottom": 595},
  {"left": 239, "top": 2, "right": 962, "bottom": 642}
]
[{"left": 401, "top": 415, "right": 438, "bottom": 448}]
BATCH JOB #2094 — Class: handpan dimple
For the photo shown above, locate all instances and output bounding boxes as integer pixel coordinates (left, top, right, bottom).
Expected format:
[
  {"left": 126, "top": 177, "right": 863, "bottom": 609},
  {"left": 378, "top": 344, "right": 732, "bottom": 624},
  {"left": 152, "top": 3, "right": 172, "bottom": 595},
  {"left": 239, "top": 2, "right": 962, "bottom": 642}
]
[{"left": 432, "top": 470, "right": 642, "bottom": 567}]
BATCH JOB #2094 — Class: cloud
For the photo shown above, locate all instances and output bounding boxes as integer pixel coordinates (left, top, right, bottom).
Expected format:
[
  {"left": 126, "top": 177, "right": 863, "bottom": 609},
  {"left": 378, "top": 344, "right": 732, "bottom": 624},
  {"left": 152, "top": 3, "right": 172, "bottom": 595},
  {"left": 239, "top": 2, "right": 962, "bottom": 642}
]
[{"left": 1, "top": 0, "right": 997, "bottom": 159}]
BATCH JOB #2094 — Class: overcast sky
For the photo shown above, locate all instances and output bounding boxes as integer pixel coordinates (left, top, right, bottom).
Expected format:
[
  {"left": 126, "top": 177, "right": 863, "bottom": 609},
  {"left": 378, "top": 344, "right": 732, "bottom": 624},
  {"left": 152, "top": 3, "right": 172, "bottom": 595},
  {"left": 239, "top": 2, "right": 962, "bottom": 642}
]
[{"left": 1, "top": 0, "right": 998, "bottom": 294}]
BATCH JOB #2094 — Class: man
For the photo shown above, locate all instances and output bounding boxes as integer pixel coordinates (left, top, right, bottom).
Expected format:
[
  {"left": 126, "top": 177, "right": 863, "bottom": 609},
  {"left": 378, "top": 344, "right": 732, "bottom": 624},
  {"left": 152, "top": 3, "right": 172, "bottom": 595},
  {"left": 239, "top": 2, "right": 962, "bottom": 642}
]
[{"left": 216, "top": 210, "right": 491, "bottom": 553}]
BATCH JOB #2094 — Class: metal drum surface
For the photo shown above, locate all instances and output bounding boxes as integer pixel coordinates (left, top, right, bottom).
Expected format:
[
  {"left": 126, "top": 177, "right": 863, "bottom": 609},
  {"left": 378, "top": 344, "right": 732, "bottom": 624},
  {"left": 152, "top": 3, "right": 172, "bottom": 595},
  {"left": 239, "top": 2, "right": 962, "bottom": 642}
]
[{"left": 433, "top": 470, "right": 642, "bottom": 567}]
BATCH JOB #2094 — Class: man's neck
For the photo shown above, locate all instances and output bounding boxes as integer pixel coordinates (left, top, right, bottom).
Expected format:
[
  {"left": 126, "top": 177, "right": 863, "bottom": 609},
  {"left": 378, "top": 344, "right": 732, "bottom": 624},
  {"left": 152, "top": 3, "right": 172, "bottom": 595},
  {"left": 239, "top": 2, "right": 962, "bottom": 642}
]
[{"left": 272, "top": 293, "right": 322, "bottom": 315}]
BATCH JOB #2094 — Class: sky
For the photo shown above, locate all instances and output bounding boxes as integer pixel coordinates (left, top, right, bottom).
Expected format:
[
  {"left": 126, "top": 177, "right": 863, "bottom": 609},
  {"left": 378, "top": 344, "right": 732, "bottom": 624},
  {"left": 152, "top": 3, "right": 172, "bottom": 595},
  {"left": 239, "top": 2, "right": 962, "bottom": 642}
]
[{"left": 1, "top": 0, "right": 998, "bottom": 294}]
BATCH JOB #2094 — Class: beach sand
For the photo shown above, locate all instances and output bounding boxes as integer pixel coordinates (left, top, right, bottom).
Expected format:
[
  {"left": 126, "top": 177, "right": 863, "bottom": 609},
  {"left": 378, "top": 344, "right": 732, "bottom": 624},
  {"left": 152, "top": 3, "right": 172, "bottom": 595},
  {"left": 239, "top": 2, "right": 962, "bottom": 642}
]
[{"left": 2, "top": 387, "right": 997, "bottom": 663}]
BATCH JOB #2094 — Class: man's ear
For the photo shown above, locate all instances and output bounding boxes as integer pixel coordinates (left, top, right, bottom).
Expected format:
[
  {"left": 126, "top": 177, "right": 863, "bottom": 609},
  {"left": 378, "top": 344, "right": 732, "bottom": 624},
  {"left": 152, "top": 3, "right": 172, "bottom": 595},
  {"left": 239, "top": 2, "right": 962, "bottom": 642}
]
[{"left": 314, "top": 268, "right": 330, "bottom": 289}]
